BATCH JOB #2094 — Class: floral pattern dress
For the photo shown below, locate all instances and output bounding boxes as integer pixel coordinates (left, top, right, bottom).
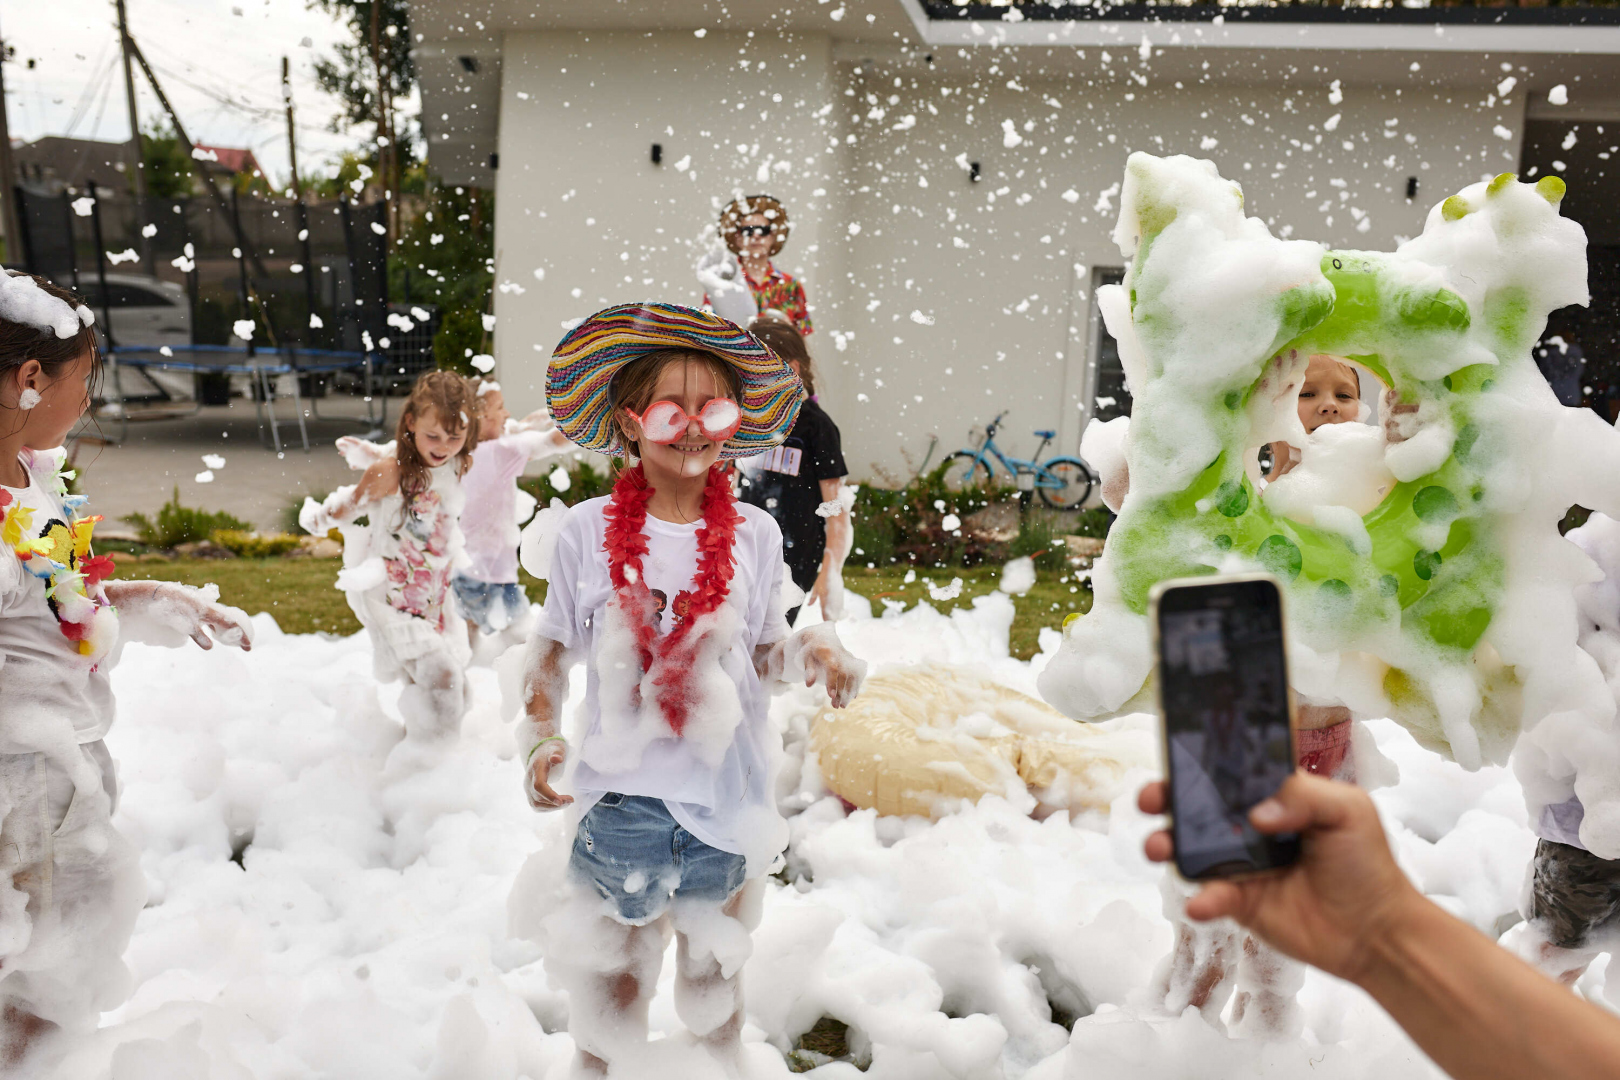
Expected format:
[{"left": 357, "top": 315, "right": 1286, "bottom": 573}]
[{"left": 343, "top": 463, "right": 470, "bottom": 678}]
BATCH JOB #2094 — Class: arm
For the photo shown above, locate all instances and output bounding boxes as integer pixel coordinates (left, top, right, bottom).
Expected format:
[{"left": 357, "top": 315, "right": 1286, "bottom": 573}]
[
  {"left": 1141, "top": 774, "right": 1620, "bottom": 1080},
  {"left": 102, "top": 579, "right": 253, "bottom": 652},
  {"left": 806, "top": 477, "right": 851, "bottom": 612},
  {"left": 752, "top": 622, "right": 865, "bottom": 708},
  {"left": 520, "top": 634, "right": 573, "bottom": 811},
  {"left": 299, "top": 459, "right": 400, "bottom": 534}
]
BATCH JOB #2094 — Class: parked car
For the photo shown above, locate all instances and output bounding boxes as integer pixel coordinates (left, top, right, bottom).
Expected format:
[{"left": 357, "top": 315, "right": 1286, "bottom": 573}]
[{"left": 75, "top": 274, "right": 194, "bottom": 402}]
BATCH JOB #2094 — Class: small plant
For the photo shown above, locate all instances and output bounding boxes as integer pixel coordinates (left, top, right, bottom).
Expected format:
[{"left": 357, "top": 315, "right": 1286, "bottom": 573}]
[
  {"left": 1070, "top": 507, "right": 1114, "bottom": 540},
  {"left": 1009, "top": 515, "right": 1066, "bottom": 572},
  {"left": 518, "top": 457, "right": 616, "bottom": 509},
  {"left": 210, "top": 530, "right": 302, "bottom": 558},
  {"left": 850, "top": 463, "right": 1021, "bottom": 569},
  {"left": 123, "top": 488, "right": 251, "bottom": 549}
]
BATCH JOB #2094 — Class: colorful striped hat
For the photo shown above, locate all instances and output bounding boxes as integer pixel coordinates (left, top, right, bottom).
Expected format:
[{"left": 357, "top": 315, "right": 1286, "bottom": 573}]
[{"left": 548, "top": 303, "right": 804, "bottom": 460}]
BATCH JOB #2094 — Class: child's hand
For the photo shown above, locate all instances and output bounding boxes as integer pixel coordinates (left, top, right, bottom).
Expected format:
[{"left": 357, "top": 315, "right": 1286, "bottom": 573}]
[
  {"left": 525, "top": 740, "right": 573, "bottom": 811},
  {"left": 105, "top": 580, "right": 254, "bottom": 652},
  {"left": 1381, "top": 386, "right": 1421, "bottom": 446},
  {"left": 801, "top": 637, "right": 865, "bottom": 709}
]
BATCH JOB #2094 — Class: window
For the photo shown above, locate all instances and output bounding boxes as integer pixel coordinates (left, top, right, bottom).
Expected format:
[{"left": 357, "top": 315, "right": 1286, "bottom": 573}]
[
  {"left": 79, "top": 282, "right": 179, "bottom": 309},
  {"left": 1091, "top": 267, "right": 1131, "bottom": 421}
]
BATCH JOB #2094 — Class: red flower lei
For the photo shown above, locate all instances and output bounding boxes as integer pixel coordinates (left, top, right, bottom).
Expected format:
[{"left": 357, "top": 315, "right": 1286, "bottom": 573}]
[{"left": 603, "top": 463, "right": 742, "bottom": 737}]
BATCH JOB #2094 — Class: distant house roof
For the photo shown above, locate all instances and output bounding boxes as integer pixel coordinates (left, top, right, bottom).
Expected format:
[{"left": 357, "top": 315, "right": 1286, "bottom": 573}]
[
  {"left": 12, "top": 136, "right": 133, "bottom": 195},
  {"left": 192, "top": 145, "right": 263, "bottom": 176}
]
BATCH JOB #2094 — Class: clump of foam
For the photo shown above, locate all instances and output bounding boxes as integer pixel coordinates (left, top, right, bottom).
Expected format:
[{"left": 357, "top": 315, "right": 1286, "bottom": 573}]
[{"left": 0, "top": 271, "right": 94, "bottom": 339}]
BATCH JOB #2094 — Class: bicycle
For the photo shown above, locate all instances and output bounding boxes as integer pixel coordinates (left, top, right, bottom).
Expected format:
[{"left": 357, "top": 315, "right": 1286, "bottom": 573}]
[{"left": 943, "top": 411, "right": 1096, "bottom": 510}]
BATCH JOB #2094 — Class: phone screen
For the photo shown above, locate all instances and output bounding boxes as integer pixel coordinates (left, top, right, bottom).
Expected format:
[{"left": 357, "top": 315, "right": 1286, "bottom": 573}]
[{"left": 1156, "top": 577, "right": 1300, "bottom": 880}]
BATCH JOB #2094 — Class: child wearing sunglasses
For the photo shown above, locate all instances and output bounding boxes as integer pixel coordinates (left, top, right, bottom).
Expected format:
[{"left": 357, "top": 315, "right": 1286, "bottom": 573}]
[
  {"left": 515, "top": 303, "right": 864, "bottom": 1075},
  {"left": 696, "top": 194, "right": 814, "bottom": 335}
]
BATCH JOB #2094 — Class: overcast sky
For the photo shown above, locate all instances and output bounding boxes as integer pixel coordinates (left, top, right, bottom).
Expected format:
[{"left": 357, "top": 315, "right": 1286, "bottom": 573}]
[{"left": 2, "top": 0, "right": 387, "bottom": 186}]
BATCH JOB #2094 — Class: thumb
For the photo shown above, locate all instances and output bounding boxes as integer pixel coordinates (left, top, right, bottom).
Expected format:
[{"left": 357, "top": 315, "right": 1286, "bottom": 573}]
[{"left": 1249, "top": 772, "right": 1357, "bottom": 836}]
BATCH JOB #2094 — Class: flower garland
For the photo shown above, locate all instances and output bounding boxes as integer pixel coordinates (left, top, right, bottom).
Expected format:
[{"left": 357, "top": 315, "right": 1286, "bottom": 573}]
[
  {"left": 602, "top": 463, "right": 742, "bottom": 737},
  {"left": 1, "top": 453, "right": 117, "bottom": 661}
]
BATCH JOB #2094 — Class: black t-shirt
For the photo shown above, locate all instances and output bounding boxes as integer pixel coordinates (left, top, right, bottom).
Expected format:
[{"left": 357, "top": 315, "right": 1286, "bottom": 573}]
[{"left": 739, "top": 399, "right": 847, "bottom": 572}]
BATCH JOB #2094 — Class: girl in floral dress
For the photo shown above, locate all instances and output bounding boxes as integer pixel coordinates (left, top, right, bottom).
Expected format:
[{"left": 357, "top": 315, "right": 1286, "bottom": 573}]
[{"left": 302, "top": 370, "right": 478, "bottom": 743}]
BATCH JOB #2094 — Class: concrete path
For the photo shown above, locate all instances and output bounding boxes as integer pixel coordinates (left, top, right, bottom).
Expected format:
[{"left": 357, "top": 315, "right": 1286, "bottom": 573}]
[{"left": 71, "top": 393, "right": 391, "bottom": 536}]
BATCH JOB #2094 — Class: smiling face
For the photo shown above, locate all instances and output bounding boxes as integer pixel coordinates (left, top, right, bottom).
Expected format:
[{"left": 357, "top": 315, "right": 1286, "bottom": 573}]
[
  {"left": 621, "top": 357, "right": 733, "bottom": 481},
  {"left": 405, "top": 407, "right": 469, "bottom": 468},
  {"left": 1297, "top": 355, "right": 1361, "bottom": 434}
]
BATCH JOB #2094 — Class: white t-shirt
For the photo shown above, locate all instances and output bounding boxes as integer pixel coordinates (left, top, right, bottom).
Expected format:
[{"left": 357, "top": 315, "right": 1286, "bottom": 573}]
[
  {"left": 0, "top": 451, "right": 117, "bottom": 748},
  {"left": 534, "top": 495, "right": 791, "bottom": 869}
]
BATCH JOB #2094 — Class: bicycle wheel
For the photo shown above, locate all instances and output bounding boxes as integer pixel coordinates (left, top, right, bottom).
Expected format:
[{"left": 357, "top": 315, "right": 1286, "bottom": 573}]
[
  {"left": 943, "top": 451, "right": 994, "bottom": 493},
  {"left": 1037, "top": 456, "right": 1095, "bottom": 510}
]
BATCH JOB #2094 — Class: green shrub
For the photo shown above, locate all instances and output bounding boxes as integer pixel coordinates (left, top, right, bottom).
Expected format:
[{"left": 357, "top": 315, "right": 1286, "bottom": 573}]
[
  {"left": 518, "top": 457, "right": 616, "bottom": 509},
  {"left": 123, "top": 488, "right": 251, "bottom": 548},
  {"left": 1070, "top": 507, "right": 1114, "bottom": 539},
  {"left": 210, "top": 530, "right": 302, "bottom": 558},
  {"left": 850, "top": 463, "right": 1021, "bottom": 569}
]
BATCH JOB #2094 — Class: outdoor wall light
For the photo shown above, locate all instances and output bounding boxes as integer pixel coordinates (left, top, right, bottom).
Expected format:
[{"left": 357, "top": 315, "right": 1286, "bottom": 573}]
[
  {"left": 458, "top": 56, "right": 479, "bottom": 73},
  {"left": 1406, "top": 176, "right": 1419, "bottom": 200},
  {"left": 652, "top": 143, "right": 663, "bottom": 165},
  {"left": 970, "top": 162, "right": 982, "bottom": 183}
]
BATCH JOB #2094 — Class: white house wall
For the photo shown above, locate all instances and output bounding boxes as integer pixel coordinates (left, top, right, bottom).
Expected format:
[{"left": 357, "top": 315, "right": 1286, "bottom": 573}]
[
  {"left": 490, "top": 32, "right": 1526, "bottom": 484},
  {"left": 491, "top": 30, "right": 848, "bottom": 444}
]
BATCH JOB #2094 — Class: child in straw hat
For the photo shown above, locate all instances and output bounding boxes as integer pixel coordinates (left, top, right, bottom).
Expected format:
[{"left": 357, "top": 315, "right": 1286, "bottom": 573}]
[{"left": 514, "top": 302, "right": 864, "bottom": 1074}]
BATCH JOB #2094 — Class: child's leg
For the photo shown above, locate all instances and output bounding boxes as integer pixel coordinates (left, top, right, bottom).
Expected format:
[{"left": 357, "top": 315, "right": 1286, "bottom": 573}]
[
  {"left": 1506, "top": 838, "right": 1620, "bottom": 984},
  {"left": 670, "top": 880, "right": 762, "bottom": 1062},
  {"left": 566, "top": 912, "right": 670, "bottom": 1075},
  {"left": 398, "top": 648, "right": 468, "bottom": 742},
  {"left": 1228, "top": 934, "right": 1305, "bottom": 1039},
  {"left": 1153, "top": 873, "right": 1241, "bottom": 1023}
]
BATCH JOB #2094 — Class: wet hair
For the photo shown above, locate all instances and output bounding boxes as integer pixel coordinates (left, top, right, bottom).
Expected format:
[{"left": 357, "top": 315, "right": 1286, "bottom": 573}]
[
  {"left": 608, "top": 348, "right": 742, "bottom": 459},
  {"left": 748, "top": 317, "right": 813, "bottom": 397},
  {"left": 0, "top": 273, "right": 100, "bottom": 411},
  {"left": 396, "top": 369, "right": 479, "bottom": 507}
]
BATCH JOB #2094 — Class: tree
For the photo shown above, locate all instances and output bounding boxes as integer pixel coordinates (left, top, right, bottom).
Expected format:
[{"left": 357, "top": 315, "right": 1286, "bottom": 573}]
[
  {"left": 388, "top": 184, "right": 493, "bottom": 378},
  {"left": 306, "top": 0, "right": 417, "bottom": 235},
  {"left": 141, "top": 120, "right": 194, "bottom": 198}
]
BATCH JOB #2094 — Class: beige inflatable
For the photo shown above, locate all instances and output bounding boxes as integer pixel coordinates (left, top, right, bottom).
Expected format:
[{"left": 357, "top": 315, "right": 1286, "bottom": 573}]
[{"left": 810, "top": 665, "right": 1158, "bottom": 819}]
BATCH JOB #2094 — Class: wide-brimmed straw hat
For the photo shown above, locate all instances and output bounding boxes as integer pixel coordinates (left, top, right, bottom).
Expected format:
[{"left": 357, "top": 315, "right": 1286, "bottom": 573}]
[
  {"left": 720, "top": 195, "right": 790, "bottom": 258},
  {"left": 547, "top": 302, "right": 803, "bottom": 460}
]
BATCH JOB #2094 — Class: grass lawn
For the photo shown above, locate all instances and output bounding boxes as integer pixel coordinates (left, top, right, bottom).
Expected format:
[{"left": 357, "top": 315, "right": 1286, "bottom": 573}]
[{"left": 108, "top": 557, "right": 1094, "bottom": 659}]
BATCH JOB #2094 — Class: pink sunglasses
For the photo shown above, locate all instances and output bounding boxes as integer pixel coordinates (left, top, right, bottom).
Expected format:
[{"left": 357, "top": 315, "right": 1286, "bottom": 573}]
[{"left": 625, "top": 398, "right": 743, "bottom": 445}]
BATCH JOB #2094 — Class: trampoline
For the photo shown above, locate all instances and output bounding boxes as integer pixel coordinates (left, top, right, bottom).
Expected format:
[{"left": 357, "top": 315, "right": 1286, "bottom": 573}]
[{"left": 93, "top": 344, "right": 388, "bottom": 453}]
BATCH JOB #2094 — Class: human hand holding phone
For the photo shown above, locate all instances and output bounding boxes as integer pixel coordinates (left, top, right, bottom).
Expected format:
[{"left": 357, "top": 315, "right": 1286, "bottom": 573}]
[{"left": 1140, "top": 773, "right": 1420, "bottom": 983}]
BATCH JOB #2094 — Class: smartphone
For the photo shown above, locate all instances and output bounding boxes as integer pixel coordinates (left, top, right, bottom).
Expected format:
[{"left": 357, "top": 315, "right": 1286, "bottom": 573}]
[{"left": 1151, "top": 574, "right": 1301, "bottom": 881}]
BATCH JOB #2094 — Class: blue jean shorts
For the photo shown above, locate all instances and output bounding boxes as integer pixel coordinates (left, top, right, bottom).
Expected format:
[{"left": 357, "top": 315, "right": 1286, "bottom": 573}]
[
  {"left": 450, "top": 575, "right": 527, "bottom": 635},
  {"left": 570, "top": 794, "right": 747, "bottom": 924}
]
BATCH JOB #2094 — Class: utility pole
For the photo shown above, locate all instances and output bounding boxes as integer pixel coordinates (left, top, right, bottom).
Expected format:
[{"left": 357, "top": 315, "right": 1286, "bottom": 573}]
[
  {"left": 0, "top": 16, "right": 22, "bottom": 267},
  {"left": 115, "top": 0, "right": 151, "bottom": 272},
  {"left": 124, "top": 35, "right": 270, "bottom": 282},
  {"left": 368, "top": 0, "right": 394, "bottom": 242},
  {"left": 284, "top": 56, "right": 317, "bottom": 344}
]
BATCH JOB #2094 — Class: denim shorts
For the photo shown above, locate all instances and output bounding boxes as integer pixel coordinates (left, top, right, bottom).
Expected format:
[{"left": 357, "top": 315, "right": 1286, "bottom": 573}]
[
  {"left": 450, "top": 575, "right": 527, "bottom": 634},
  {"left": 570, "top": 794, "right": 747, "bottom": 924}
]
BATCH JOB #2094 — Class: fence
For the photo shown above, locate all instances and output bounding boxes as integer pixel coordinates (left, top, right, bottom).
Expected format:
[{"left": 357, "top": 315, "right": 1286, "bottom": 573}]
[{"left": 8, "top": 184, "right": 422, "bottom": 374}]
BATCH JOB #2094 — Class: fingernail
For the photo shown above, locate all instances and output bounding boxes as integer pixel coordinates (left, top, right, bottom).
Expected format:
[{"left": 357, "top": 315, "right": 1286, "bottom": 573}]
[{"left": 1251, "top": 799, "right": 1284, "bottom": 825}]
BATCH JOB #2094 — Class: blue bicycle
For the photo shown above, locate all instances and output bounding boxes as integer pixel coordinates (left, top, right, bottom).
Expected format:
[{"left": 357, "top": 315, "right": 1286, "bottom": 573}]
[{"left": 944, "top": 412, "right": 1096, "bottom": 510}]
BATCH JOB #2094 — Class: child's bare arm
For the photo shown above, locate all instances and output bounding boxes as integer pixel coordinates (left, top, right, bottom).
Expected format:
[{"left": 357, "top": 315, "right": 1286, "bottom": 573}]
[
  {"left": 753, "top": 623, "right": 866, "bottom": 708},
  {"left": 520, "top": 635, "right": 574, "bottom": 810},
  {"left": 103, "top": 580, "right": 254, "bottom": 652},
  {"left": 299, "top": 460, "right": 400, "bottom": 534}
]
